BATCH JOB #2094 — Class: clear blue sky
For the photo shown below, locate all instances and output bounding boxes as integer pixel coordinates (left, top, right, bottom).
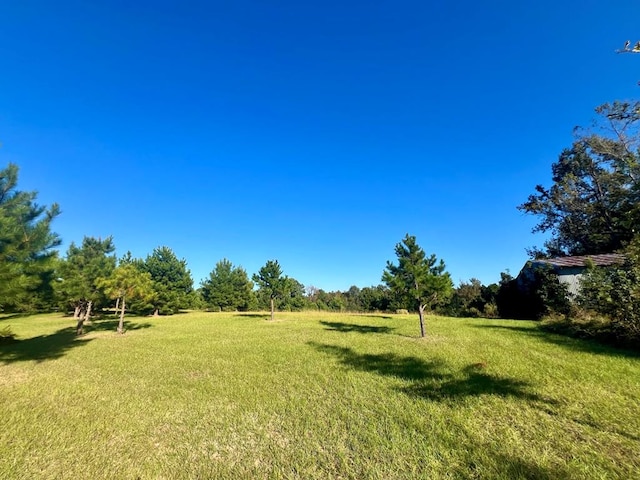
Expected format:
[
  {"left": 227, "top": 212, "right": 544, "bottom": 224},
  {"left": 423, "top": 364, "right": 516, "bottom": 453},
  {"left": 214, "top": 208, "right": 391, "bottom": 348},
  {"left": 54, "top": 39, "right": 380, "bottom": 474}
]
[{"left": 1, "top": 1, "right": 639, "bottom": 291}]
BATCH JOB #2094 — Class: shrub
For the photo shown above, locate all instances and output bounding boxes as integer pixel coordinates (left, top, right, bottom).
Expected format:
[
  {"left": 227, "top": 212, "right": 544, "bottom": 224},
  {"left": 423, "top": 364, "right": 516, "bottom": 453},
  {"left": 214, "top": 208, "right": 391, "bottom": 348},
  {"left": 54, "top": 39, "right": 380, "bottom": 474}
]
[
  {"left": 483, "top": 302, "right": 499, "bottom": 318},
  {"left": 577, "top": 238, "right": 640, "bottom": 346}
]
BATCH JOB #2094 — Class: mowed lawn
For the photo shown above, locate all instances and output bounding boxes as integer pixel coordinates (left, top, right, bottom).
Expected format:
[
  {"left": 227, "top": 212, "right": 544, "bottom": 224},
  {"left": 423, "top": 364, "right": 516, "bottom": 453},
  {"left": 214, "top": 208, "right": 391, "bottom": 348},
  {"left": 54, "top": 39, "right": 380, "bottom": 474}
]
[{"left": 1, "top": 312, "right": 639, "bottom": 479}]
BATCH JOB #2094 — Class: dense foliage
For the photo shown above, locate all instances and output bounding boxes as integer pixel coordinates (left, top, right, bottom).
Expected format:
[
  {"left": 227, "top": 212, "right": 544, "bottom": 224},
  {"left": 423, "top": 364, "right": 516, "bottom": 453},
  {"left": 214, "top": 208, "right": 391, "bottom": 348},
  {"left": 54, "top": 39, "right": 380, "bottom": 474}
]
[
  {"left": 519, "top": 101, "right": 640, "bottom": 258},
  {"left": 98, "top": 264, "right": 154, "bottom": 333},
  {"left": 56, "top": 237, "right": 117, "bottom": 315},
  {"left": 0, "top": 164, "right": 60, "bottom": 312},
  {"left": 576, "top": 238, "right": 640, "bottom": 346},
  {"left": 448, "top": 279, "right": 499, "bottom": 318},
  {"left": 201, "top": 259, "right": 255, "bottom": 311},
  {"left": 141, "top": 246, "right": 194, "bottom": 315}
]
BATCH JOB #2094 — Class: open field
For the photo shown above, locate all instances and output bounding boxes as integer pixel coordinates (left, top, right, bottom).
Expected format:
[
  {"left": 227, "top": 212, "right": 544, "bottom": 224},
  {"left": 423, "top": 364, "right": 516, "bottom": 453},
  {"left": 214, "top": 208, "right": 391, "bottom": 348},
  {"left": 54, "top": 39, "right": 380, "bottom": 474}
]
[{"left": 1, "top": 311, "right": 639, "bottom": 479}]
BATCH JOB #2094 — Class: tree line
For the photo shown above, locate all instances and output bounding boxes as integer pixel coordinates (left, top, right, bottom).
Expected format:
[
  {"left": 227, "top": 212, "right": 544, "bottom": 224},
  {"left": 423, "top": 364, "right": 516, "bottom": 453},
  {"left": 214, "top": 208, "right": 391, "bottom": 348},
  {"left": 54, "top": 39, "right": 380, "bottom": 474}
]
[
  {"left": 2, "top": 97, "right": 638, "bottom": 344},
  {"left": 0, "top": 162, "right": 499, "bottom": 335}
]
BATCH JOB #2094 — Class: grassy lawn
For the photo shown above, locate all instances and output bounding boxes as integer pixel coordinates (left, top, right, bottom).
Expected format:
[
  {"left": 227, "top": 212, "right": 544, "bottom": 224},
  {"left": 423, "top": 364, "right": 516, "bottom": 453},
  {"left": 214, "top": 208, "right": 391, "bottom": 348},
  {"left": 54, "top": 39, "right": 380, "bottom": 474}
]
[{"left": 1, "top": 311, "right": 639, "bottom": 479}]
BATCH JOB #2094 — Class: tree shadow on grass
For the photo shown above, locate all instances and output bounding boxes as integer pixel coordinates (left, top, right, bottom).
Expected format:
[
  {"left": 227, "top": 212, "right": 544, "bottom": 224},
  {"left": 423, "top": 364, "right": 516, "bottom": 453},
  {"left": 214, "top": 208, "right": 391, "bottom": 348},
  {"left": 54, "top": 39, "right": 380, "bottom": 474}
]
[
  {"left": 472, "top": 323, "right": 640, "bottom": 358},
  {"left": 87, "top": 319, "right": 153, "bottom": 333},
  {"left": 0, "top": 319, "right": 153, "bottom": 364},
  {"left": 0, "top": 326, "right": 93, "bottom": 364},
  {"left": 356, "top": 314, "right": 394, "bottom": 320},
  {"left": 401, "top": 364, "right": 547, "bottom": 403},
  {"left": 487, "top": 453, "right": 571, "bottom": 480},
  {"left": 571, "top": 416, "right": 640, "bottom": 442},
  {"left": 319, "top": 321, "right": 396, "bottom": 335},
  {"left": 311, "top": 341, "right": 447, "bottom": 381},
  {"left": 0, "top": 312, "right": 37, "bottom": 320},
  {"left": 309, "top": 342, "right": 554, "bottom": 405}
]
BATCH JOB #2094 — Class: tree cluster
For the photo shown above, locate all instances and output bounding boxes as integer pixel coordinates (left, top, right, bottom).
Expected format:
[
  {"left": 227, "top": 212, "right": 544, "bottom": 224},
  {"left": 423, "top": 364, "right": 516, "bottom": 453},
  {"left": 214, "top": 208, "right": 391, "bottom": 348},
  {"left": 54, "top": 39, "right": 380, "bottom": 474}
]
[
  {"left": 519, "top": 101, "right": 640, "bottom": 258},
  {"left": 519, "top": 99, "right": 640, "bottom": 346},
  {"left": 0, "top": 161, "right": 534, "bottom": 341}
]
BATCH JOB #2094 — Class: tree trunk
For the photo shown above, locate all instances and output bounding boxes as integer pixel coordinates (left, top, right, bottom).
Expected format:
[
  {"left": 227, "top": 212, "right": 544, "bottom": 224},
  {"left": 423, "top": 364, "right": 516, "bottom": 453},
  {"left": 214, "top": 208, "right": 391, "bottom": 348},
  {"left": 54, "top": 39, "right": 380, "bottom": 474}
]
[
  {"left": 76, "top": 300, "right": 92, "bottom": 335},
  {"left": 117, "top": 296, "right": 126, "bottom": 334},
  {"left": 153, "top": 308, "right": 159, "bottom": 317},
  {"left": 85, "top": 300, "right": 93, "bottom": 322},
  {"left": 74, "top": 303, "right": 84, "bottom": 335},
  {"left": 418, "top": 304, "right": 426, "bottom": 338},
  {"left": 270, "top": 297, "right": 275, "bottom": 321},
  {"left": 114, "top": 297, "right": 120, "bottom": 316},
  {"left": 75, "top": 315, "right": 84, "bottom": 335}
]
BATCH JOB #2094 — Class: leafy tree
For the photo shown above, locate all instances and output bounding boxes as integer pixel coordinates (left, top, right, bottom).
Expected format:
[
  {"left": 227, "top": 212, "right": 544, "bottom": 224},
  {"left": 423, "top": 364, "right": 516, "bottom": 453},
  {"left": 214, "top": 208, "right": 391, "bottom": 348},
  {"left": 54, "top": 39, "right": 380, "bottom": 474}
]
[
  {"left": 281, "top": 278, "right": 306, "bottom": 311},
  {"left": 578, "top": 237, "right": 640, "bottom": 345},
  {"left": 98, "top": 264, "right": 154, "bottom": 334},
  {"left": 450, "top": 278, "right": 484, "bottom": 317},
  {"left": 480, "top": 283, "right": 500, "bottom": 318},
  {"left": 141, "top": 246, "right": 193, "bottom": 315},
  {"left": 382, "top": 234, "right": 453, "bottom": 337},
  {"left": 201, "top": 259, "right": 255, "bottom": 311},
  {"left": 252, "top": 260, "right": 291, "bottom": 320},
  {"left": 344, "top": 286, "right": 362, "bottom": 311},
  {"left": 519, "top": 101, "right": 640, "bottom": 257},
  {"left": 308, "top": 287, "right": 331, "bottom": 311},
  {"left": 56, "top": 236, "right": 117, "bottom": 334},
  {"left": 0, "top": 163, "right": 60, "bottom": 311},
  {"left": 359, "top": 285, "right": 392, "bottom": 312}
]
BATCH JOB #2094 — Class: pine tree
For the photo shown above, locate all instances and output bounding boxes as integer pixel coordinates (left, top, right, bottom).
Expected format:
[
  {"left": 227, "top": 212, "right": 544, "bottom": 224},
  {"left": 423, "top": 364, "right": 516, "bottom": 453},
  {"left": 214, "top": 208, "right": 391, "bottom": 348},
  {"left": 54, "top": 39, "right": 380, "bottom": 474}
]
[
  {"left": 0, "top": 163, "right": 60, "bottom": 311},
  {"left": 382, "top": 234, "right": 453, "bottom": 337}
]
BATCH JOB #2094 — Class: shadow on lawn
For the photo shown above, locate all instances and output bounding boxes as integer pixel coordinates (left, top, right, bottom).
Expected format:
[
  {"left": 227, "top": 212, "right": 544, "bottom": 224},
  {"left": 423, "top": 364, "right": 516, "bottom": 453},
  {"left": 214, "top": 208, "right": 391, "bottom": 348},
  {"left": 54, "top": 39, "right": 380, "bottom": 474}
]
[
  {"left": 356, "top": 314, "right": 394, "bottom": 320},
  {"left": 0, "top": 326, "right": 92, "bottom": 364},
  {"left": 0, "top": 312, "right": 38, "bottom": 320},
  {"left": 319, "top": 321, "right": 396, "bottom": 335},
  {"left": 487, "top": 453, "right": 571, "bottom": 480},
  {"left": 472, "top": 323, "right": 640, "bottom": 358},
  {"left": 87, "top": 318, "right": 153, "bottom": 333},
  {"left": 0, "top": 320, "right": 152, "bottom": 364},
  {"left": 309, "top": 342, "right": 554, "bottom": 404}
]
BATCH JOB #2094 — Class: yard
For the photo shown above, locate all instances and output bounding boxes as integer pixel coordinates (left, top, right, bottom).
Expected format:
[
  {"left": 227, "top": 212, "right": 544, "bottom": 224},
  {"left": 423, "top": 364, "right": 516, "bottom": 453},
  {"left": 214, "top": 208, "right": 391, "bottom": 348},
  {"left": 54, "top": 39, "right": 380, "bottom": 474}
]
[{"left": 1, "top": 311, "right": 638, "bottom": 479}]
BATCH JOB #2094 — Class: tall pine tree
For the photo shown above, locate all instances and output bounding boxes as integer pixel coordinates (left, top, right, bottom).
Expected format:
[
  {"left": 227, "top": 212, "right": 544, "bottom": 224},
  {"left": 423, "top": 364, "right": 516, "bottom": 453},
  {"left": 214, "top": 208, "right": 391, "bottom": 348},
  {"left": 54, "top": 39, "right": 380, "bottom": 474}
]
[{"left": 0, "top": 164, "right": 60, "bottom": 311}]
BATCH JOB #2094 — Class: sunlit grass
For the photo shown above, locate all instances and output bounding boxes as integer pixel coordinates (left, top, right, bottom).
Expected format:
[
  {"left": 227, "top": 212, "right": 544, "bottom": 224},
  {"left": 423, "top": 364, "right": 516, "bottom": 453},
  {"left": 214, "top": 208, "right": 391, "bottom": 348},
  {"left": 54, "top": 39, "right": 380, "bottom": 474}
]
[{"left": 1, "top": 311, "right": 639, "bottom": 479}]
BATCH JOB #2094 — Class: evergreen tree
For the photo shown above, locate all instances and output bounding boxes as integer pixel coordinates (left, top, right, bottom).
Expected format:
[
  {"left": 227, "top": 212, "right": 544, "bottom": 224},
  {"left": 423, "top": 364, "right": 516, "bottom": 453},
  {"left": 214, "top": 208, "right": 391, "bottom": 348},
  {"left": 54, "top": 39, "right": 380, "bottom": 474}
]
[
  {"left": 200, "top": 259, "right": 255, "bottom": 311},
  {"left": 0, "top": 163, "right": 60, "bottom": 311},
  {"left": 382, "top": 234, "right": 453, "bottom": 337},
  {"left": 141, "top": 246, "right": 193, "bottom": 315},
  {"left": 98, "top": 264, "right": 154, "bottom": 334},
  {"left": 56, "top": 236, "right": 117, "bottom": 334},
  {"left": 253, "top": 260, "right": 290, "bottom": 321}
]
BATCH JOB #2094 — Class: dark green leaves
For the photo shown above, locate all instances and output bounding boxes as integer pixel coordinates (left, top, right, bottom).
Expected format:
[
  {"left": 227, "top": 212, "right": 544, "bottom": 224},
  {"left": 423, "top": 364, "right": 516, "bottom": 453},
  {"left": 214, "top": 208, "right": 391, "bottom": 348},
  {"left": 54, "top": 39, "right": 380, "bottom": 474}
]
[
  {"left": 0, "top": 164, "right": 61, "bottom": 310},
  {"left": 382, "top": 234, "right": 453, "bottom": 312}
]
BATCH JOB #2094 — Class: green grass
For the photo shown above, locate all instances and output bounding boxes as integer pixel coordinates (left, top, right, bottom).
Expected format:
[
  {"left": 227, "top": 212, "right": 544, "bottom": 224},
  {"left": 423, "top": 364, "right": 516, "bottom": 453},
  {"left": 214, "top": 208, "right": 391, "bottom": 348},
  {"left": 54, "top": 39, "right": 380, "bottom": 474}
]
[{"left": 1, "top": 311, "right": 639, "bottom": 479}]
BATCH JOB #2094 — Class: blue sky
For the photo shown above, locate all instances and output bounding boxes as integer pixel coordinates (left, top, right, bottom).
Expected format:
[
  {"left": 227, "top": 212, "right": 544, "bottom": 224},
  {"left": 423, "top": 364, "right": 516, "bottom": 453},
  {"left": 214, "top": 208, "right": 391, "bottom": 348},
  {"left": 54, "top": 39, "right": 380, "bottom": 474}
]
[{"left": 1, "top": 1, "right": 639, "bottom": 291}]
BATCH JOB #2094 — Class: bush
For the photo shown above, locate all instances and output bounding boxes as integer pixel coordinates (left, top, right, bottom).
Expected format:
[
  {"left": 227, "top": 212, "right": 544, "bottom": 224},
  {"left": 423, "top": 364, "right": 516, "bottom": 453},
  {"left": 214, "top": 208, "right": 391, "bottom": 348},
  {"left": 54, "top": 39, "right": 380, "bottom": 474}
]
[
  {"left": 483, "top": 302, "right": 499, "bottom": 318},
  {"left": 577, "top": 238, "right": 640, "bottom": 346}
]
